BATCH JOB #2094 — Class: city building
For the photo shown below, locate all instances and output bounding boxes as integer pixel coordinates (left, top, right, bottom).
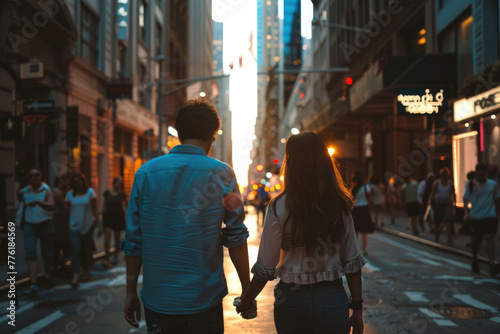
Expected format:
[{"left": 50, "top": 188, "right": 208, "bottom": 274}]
[
  {"left": 303, "top": 0, "right": 457, "bottom": 184},
  {"left": 250, "top": 0, "right": 302, "bottom": 185},
  {"left": 0, "top": 0, "right": 191, "bottom": 224}
]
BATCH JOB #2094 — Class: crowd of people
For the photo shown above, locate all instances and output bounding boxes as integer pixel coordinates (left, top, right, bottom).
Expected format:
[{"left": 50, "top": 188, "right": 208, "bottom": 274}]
[{"left": 15, "top": 169, "right": 127, "bottom": 296}]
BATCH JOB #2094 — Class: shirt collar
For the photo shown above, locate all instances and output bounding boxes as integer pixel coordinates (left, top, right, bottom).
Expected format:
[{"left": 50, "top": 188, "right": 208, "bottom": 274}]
[{"left": 169, "top": 144, "right": 207, "bottom": 156}]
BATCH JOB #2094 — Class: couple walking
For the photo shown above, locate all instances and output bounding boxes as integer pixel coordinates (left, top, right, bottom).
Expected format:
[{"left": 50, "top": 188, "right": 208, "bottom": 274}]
[{"left": 123, "top": 99, "right": 365, "bottom": 333}]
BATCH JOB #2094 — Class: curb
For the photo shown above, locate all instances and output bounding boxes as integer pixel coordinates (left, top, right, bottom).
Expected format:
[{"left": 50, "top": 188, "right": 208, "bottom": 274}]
[{"left": 378, "top": 226, "right": 491, "bottom": 264}]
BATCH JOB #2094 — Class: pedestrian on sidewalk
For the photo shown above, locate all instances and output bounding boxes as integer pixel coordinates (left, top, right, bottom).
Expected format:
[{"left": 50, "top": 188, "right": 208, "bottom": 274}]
[
  {"left": 122, "top": 99, "right": 250, "bottom": 333},
  {"left": 402, "top": 176, "right": 420, "bottom": 235},
  {"left": 15, "top": 167, "right": 55, "bottom": 297},
  {"left": 386, "top": 177, "right": 401, "bottom": 225},
  {"left": 463, "top": 163, "right": 500, "bottom": 277},
  {"left": 369, "top": 176, "right": 385, "bottom": 228},
  {"left": 66, "top": 173, "right": 101, "bottom": 288},
  {"left": 429, "top": 168, "right": 456, "bottom": 245},
  {"left": 101, "top": 177, "right": 127, "bottom": 268},
  {"left": 237, "top": 132, "right": 365, "bottom": 334},
  {"left": 52, "top": 174, "right": 71, "bottom": 278},
  {"left": 418, "top": 173, "right": 435, "bottom": 233},
  {"left": 256, "top": 184, "right": 270, "bottom": 227},
  {"left": 351, "top": 171, "right": 375, "bottom": 256}
]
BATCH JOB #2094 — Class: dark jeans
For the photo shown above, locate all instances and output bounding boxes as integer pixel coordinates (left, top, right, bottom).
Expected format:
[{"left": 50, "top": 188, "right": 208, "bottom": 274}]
[
  {"left": 144, "top": 302, "right": 223, "bottom": 334},
  {"left": 23, "top": 220, "right": 54, "bottom": 260},
  {"left": 69, "top": 227, "right": 94, "bottom": 275},
  {"left": 274, "top": 279, "right": 349, "bottom": 334}
]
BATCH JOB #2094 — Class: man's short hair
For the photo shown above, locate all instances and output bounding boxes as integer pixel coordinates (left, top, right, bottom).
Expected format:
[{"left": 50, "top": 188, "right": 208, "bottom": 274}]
[{"left": 175, "top": 99, "right": 221, "bottom": 142}]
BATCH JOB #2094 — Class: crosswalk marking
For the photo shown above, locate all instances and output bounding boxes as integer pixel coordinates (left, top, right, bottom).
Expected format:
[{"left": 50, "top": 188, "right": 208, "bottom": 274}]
[
  {"left": 418, "top": 307, "right": 458, "bottom": 327},
  {"left": 403, "top": 291, "right": 429, "bottom": 302},
  {"left": 454, "top": 294, "right": 497, "bottom": 312},
  {"left": 14, "top": 310, "right": 64, "bottom": 334},
  {"left": 490, "top": 316, "right": 500, "bottom": 323}
]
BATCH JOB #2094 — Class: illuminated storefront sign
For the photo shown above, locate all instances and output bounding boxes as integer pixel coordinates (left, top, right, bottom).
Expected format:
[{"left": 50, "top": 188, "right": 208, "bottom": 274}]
[
  {"left": 397, "top": 89, "right": 444, "bottom": 114},
  {"left": 118, "top": 0, "right": 128, "bottom": 40},
  {"left": 453, "top": 86, "right": 500, "bottom": 122}
]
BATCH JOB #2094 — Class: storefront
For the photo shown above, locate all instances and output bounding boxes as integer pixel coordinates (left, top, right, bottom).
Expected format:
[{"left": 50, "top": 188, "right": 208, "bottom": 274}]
[{"left": 452, "top": 86, "right": 500, "bottom": 205}]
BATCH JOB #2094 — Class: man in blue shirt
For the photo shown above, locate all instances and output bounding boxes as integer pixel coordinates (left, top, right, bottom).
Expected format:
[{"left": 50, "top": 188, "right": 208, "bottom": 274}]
[
  {"left": 463, "top": 163, "right": 500, "bottom": 277},
  {"left": 122, "top": 99, "right": 251, "bottom": 333}
]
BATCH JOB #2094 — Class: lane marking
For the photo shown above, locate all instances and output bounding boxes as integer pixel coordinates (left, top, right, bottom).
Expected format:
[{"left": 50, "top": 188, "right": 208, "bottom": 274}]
[
  {"left": 418, "top": 307, "right": 458, "bottom": 327},
  {"left": 403, "top": 291, "right": 429, "bottom": 302},
  {"left": 372, "top": 235, "right": 470, "bottom": 270},
  {"left": 453, "top": 294, "right": 498, "bottom": 312},
  {"left": 14, "top": 310, "right": 64, "bottom": 334},
  {"left": 407, "top": 253, "right": 442, "bottom": 266},
  {"left": 0, "top": 302, "right": 35, "bottom": 325}
]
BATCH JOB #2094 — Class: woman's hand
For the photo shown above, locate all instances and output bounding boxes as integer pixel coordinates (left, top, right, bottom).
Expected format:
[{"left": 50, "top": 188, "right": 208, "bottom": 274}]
[{"left": 349, "top": 309, "right": 364, "bottom": 333}]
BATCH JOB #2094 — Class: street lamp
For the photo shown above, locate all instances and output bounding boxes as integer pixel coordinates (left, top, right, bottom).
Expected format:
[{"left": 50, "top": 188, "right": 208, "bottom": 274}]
[{"left": 291, "top": 128, "right": 300, "bottom": 135}]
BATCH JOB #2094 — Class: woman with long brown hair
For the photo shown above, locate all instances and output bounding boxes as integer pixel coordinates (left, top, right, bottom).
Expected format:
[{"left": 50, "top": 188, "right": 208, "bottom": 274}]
[{"left": 237, "top": 132, "right": 365, "bottom": 334}]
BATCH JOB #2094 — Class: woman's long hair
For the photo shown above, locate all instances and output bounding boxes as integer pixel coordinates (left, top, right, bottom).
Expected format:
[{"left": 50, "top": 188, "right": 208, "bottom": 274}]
[
  {"left": 271, "top": 132, "right": 354, "bottom": 251},
  {"left": 70, "top": 172, "right": 89, "bottom": 193}
]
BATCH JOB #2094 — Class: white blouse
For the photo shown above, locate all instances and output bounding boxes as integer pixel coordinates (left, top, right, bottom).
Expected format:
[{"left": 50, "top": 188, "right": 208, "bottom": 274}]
[
  {"left": 251, "top": 195, "right": 366, "bottom": 284},
  {"left": 66, "top": 188, "right": 96, "bottom": 235}
]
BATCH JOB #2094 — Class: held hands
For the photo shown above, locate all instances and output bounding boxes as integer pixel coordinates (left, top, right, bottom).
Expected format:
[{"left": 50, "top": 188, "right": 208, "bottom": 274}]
[{"left": 234, "top": 296, "right": 257, "bottom": 320}]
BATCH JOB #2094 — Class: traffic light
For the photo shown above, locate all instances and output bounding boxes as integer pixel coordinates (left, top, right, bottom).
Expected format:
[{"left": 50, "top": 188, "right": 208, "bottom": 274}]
[
  {"left": 345, "top": 77, "right": 353, "bottom": 86},
  {"left": 342, "top": 77, "right": 353, "bottom": 99},
  {"left": 273, "top": 159, "right": 279, "bottom": 164}
]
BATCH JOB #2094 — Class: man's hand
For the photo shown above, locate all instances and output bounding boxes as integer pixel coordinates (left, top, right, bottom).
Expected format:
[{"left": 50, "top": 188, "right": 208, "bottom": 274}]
[
  {"left": 235, "top": 297, "right": 257, "bottom": 320},
  {"left": 124, "top": 292, "right": 141, "bottom": 328},
  {"left": 349, "top": 309, "right": 364, "bottom": 334}
]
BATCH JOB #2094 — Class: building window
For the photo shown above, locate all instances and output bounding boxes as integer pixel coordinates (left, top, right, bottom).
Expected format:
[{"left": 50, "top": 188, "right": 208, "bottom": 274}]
[
  {"left": 80, "top": 5, "right": 99, "bottom": 67},
  {"left": 155, "top": 22, "right": 162, "bottom": 56},
  {"left": 139, "top": 0, "right": 149, "bottom": 44}
]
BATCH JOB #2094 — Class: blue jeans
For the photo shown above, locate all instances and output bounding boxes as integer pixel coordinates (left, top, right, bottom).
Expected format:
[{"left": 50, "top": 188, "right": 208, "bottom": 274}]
[
  {"left": 69, "top": 228, "right": 94, "bottom": 274},
  {"left": 274, "top": 279, "right": 349, "bottom": 334},
  {"left": 23, "top": 220, "right": 54, "bottom": 260},
  {"left": 144, "top": 302, "right": 223, "bottom": 334}
]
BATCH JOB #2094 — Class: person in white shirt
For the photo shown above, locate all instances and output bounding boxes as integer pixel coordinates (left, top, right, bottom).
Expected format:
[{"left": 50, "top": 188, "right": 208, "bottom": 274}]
[
  {"left": 463, "top": 163, "right": 500, "bottom": 277},
  {"left": 66, "top": 173, "right": 101, "bottom": 287},
  {"left": 15, "top": 168, "right": 55, "bottom": 297}
]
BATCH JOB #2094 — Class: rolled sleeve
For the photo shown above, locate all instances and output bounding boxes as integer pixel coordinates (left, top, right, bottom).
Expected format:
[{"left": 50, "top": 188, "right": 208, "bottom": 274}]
[
  {"left": 341, "top": 214, "right": 366, "bottom": 273},
  {"left": 251, "top": 204, "right": 282, "bottom": 281},
  {"left": 221, "top": 168, "right": 249, "bottom": 248},
  {"left": 123, "top": 172, "right": 143, "bottom": 257}
]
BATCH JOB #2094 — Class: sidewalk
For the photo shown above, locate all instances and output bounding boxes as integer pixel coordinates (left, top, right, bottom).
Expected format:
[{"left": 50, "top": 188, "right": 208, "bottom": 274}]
[{"left": 376, "top": 210, "right": 500, "bottom": 263}]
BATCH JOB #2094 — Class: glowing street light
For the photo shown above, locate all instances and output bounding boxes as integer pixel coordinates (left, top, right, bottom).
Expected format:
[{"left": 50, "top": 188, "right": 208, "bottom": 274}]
[
  {"left": 291, "top": 128, "right": 300, "bottom": 135},
  {"left": 199, "top": 91, "right": 206, "bottom": 97},
  {"left": 328, "top": 147, "right": 335, "bottom": 156},
  {"left": 266, "top": 172, "right": 272, "bottom": 178}
]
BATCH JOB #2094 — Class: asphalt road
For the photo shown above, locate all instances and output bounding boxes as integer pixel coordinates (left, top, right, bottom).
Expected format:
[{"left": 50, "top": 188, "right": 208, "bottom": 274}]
[{"left": 1, "top": 208, "right": 499, "bottom": 334}]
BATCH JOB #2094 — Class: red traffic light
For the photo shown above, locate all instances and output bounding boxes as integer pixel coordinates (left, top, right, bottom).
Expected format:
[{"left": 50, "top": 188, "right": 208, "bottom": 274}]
[
  {"left": 273, "top": 159, "right": 279, "bottom": 164},
  {"left": 345, "top": 77, "right": 353, "bottom": 85}
]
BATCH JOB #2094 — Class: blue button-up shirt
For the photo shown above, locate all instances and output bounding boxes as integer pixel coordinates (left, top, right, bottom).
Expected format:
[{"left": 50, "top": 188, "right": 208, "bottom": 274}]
[{"left": 122, "top": 145, "right": 248, "bottom": 315}]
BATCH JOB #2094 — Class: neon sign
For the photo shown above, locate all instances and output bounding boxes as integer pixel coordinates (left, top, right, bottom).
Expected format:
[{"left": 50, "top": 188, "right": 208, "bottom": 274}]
[{"left": 397, "top": 89, "right": 444, "bottom": 114}]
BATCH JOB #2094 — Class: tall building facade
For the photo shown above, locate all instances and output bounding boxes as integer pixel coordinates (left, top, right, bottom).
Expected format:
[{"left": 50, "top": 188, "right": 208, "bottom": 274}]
[
  {"left": 0, "top": 0, "right": 190, "bottom": 225},
  {"left": 250, "top": 0, "right": 302, "bottom": 185}
]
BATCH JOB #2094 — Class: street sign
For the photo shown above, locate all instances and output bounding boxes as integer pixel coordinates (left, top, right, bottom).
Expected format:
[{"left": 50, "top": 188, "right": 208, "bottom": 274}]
[{"left": 22, "top": 99, "right": 55, "bottom": 113}]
